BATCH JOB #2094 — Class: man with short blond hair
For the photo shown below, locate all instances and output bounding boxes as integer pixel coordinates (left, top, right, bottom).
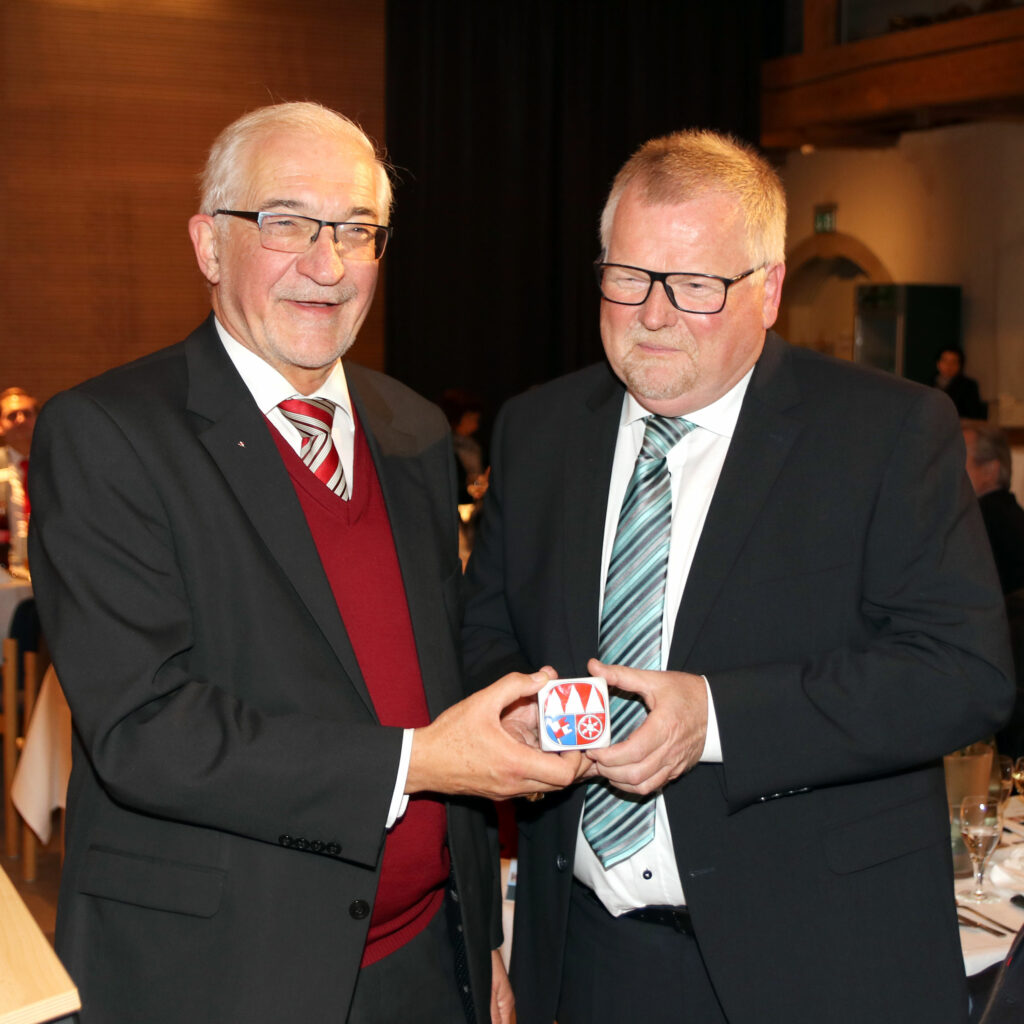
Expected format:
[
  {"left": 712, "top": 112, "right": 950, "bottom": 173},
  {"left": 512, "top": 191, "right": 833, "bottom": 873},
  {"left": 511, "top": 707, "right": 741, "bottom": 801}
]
[{"left": 464, "top": 129, "right": 1013, "bottom": 1024}]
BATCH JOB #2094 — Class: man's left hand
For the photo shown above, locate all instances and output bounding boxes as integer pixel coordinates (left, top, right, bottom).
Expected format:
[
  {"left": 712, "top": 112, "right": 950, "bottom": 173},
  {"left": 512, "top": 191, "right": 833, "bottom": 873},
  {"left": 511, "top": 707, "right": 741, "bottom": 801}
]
[
  {"left": 490, "top": 948, "right": 514, "bottom": 1024},
  {"left": 583, "top": 658, "right": 707, "bottom": 794}
]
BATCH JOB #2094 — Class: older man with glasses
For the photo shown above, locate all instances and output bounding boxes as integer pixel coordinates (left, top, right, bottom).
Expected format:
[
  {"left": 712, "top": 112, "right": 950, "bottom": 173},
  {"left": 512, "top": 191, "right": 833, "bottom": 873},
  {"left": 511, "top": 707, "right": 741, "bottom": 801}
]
[
  {"left": 28, "top": 102, "right": 576, "bottom": 1024},
  {"left": 463, "top": 129, "right": 1014, "bottom": 1024}
]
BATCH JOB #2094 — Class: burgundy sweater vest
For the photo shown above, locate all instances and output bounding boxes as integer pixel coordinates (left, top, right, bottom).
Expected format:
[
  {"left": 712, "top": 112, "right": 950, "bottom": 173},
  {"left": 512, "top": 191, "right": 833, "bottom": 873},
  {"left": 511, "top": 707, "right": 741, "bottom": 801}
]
[{"left": 270, "top": 416, "right": 449, "bottom": 966}]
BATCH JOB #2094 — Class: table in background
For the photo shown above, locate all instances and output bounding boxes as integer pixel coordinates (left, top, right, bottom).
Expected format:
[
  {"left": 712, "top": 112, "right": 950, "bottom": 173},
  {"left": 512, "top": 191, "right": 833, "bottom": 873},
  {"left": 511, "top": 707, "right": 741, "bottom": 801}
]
[
  {"left": 959, "top": 795, "right": 1024, "bottom": 975},
  {"left": 0, "top": 568, "right": 32, "bottom": 642},
  {"left": 11, "top": 666, "right": 71, "bottom": 845},
  {"left": 0, "top": 862, "right": 79, "bottom": 1023}
]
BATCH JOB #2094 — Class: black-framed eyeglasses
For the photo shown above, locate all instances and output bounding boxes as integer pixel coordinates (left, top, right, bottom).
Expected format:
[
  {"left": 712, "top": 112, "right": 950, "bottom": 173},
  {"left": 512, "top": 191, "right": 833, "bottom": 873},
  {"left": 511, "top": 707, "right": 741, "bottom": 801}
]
[
  {"left": 594, "top": 262, "right": 762, "bottom": 314},
  {"left": 214, "top": 210, "right": 390, "bottom": 261}
]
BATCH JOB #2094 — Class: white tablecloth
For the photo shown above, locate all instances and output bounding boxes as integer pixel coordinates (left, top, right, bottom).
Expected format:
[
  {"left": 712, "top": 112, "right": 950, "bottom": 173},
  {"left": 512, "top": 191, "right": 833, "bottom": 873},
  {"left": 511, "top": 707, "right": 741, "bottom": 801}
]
[
  {"left": 0, "top": 570, "right": 32, "bottom": 641},
  {"left": 958, "top": 796, "right": 1024, "bottom": 975},
  {"left": 10, "top": 666, "right": 71, "bottom": 845}
]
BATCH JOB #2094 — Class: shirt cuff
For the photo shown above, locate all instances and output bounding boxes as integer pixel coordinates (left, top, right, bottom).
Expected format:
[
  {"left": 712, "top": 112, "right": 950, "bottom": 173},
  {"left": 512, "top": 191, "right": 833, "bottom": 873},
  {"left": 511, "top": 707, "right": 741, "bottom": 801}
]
[
  {"left": 700, "top": 676, "right": 722, "bottom": 762},
  {"left": 386, "top": 728, "right": 413, "bottom": 828}
]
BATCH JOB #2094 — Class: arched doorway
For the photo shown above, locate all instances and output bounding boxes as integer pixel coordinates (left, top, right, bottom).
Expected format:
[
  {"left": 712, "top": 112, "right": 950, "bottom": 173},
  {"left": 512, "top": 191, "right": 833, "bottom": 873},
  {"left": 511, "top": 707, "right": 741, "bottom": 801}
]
[{"left": 776, "top": 232, "right": 892, "bottom": 361}]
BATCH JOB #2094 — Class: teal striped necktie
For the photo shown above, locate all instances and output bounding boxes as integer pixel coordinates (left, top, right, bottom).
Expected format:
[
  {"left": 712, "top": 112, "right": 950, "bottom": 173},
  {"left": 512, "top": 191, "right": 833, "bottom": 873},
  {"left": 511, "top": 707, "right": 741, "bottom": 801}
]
[{"left": 582, "top": 414, "right": 695, "bottom": 869}]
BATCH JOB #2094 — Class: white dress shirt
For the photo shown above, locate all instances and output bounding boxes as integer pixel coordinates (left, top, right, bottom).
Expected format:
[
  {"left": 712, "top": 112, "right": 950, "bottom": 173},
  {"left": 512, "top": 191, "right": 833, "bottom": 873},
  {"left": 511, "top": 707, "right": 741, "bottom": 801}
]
[
  {"left": 215, "top": 319, "right": 412, "bottom": 827},
  {"left": 574, "top": 369, "right": 752, "bottom": 915},
  {"left": 215, "top": 320, "right": 357, "bottom": 491}
]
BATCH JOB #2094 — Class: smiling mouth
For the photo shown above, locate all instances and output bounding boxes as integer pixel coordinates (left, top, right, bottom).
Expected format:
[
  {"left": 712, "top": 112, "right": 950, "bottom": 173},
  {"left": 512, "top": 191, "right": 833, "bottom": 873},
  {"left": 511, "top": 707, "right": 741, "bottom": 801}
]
[{"left": 637, "top": 342, "right": 681, "bottom": 353}]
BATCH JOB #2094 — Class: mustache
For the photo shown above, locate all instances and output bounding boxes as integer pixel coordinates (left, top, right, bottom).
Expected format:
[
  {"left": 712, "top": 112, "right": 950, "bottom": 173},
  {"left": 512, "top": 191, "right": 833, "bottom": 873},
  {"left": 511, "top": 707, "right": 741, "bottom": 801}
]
[
  {"left": 623, "top": 325, "right": 694, "bottom": 348},
  {"left": 284, "top": 282, "right": 359, "bottom": 305}
]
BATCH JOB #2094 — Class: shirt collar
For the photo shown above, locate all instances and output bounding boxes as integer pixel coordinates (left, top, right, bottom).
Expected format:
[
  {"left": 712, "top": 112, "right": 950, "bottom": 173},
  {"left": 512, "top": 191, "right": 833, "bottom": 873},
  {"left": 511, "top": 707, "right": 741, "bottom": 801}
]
[
  {"left": 622, "top": 367, "right": 753, "bottom": 440},
  {"left": 214, "top": 316, "right": 353, "bottom": 421}
]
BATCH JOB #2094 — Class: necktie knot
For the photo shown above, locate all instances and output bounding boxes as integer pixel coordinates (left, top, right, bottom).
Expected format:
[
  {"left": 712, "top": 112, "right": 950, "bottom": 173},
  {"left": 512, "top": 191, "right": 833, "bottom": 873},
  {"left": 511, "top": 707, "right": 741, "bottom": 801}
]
[
  {"left": 639, "top": 415, "right": 695, "bottom": 461},
  {"left": 278, "top": 396, "right": 336, "bottom": 433}
]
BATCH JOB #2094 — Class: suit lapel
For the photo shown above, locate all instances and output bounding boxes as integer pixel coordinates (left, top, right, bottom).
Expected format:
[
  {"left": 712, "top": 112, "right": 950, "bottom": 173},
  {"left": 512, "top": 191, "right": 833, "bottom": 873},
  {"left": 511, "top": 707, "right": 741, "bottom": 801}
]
[
  {"left": 668, "top": 333, "right": 802, "bottom": 667},
  {"left": 183, "top": 320, "right": 376, "bottom": 717},
  {"left": 562, "top": 369, "right": 625, "bottom": 673}
]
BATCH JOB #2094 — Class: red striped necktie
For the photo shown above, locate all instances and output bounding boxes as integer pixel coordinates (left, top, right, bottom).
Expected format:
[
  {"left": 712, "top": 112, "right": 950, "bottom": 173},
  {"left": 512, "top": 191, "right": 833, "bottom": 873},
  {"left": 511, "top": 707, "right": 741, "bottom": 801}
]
[{"left": 277, "top": 397, "right": 349, "bottom": 499}]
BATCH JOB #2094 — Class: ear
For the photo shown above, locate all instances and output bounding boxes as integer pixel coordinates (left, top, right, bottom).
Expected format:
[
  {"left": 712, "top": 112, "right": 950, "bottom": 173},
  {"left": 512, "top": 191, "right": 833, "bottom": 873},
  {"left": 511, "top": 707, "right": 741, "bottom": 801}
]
[
  {"left": 761, "top": 262, "right": 786, "bottom": 330},
  {"left": 189, "top": 214, "right": 221, "bottom": 285}
]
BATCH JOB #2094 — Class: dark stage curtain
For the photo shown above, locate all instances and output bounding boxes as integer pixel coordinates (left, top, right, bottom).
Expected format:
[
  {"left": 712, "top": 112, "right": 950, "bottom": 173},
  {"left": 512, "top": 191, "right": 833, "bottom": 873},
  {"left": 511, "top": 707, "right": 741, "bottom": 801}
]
[{"left": 385, "top": 0, "right": 774, "bottom": 430}]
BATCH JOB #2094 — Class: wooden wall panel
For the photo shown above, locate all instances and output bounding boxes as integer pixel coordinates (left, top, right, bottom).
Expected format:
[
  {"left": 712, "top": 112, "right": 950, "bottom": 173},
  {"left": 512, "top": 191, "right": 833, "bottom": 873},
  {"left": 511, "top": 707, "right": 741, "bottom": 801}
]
[{"left": 1, "top": 0, "right": 386, "bottom": 403}]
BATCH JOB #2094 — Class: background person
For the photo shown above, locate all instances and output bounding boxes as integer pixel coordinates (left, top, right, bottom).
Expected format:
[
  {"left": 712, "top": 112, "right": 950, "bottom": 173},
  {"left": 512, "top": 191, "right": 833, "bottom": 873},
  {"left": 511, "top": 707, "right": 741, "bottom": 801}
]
[
  {"left": 963, "top": 419, "right": 1024, "bottom": 757},
  {"left": 0, "top": 386, "right": 38, "bottom": 575},
  {"left": 936, "top": 345, "right": 987, "bottom": 419}
]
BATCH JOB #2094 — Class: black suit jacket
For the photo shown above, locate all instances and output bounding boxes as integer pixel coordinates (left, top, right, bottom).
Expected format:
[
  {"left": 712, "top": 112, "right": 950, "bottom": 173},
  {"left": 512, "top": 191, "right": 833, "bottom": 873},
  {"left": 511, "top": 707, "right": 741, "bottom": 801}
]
[
  {"left": 29, "top": 317, "right": 495, "bottom": 1023},
  {"left": 463, "top": 333, "right": 1014, "bottom": 1024}
]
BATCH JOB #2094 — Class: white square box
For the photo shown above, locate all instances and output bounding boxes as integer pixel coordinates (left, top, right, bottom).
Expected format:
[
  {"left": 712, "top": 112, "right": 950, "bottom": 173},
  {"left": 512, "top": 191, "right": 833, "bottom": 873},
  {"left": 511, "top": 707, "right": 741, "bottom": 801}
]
[{"left": 538, "top": 676, "right": 611, "bottom": 751}]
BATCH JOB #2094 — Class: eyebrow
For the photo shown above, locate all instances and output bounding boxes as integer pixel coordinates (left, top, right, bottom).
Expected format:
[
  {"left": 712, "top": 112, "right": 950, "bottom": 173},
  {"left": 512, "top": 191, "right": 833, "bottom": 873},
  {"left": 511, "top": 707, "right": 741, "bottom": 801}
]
[{"left": 259, "top": 198, "right": 379, "bottom": 221}]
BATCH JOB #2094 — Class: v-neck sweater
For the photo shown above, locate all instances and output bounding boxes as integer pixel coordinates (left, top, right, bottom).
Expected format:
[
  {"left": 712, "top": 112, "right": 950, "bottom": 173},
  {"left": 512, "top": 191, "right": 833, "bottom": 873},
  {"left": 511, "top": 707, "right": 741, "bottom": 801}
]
[{"left": 269, "top": 417, "right": 449, "bottom": 966}]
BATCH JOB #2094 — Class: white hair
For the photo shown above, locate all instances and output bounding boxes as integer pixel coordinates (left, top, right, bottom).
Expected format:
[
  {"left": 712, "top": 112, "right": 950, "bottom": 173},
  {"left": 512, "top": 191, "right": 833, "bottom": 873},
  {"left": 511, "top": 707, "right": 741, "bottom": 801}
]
[{"left": 198, "top": 101, "right": 392, "bottom": 223}]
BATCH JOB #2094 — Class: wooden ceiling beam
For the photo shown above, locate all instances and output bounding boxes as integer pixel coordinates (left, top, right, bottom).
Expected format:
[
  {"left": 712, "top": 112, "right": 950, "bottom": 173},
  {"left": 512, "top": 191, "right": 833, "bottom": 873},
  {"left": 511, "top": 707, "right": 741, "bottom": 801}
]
[{"left": 761, "top": 5, "right": 1024, "bottom": 149}]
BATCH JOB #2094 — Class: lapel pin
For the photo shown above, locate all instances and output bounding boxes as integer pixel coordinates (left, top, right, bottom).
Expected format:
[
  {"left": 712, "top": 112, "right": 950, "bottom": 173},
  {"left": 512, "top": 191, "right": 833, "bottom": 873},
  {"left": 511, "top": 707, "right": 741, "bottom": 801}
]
[{"left": 237, "top": 441, "right": 246, "bottom": 448}]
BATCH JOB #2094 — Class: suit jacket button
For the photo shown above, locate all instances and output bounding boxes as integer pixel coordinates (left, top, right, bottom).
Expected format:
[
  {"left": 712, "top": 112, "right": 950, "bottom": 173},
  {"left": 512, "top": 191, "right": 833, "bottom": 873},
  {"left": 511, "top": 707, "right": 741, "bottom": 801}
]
[
  {"left": 278, "top": 835, "right": 293, "bottom": 847},
  {"left": 310, "top": 840, "right": 324, "bottom": 853},
  {"left": 349, "top": 899, "right": 371, "bottom": 920},
  {"left": 294, "top": 837, "right": 309, "bottom": 851},
  {"left": 326, "top": 843, "right": 341, "bottom": 856},
  {"left": 555, "top": 854, "right": 569, "bottom": 871}
]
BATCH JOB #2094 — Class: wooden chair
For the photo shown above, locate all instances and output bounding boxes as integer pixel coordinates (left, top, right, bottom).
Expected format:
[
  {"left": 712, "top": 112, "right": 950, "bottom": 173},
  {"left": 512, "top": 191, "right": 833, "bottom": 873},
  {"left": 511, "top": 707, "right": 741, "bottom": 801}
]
[{"left": 3, "top": 637, "right": 52, "bottom": 879}]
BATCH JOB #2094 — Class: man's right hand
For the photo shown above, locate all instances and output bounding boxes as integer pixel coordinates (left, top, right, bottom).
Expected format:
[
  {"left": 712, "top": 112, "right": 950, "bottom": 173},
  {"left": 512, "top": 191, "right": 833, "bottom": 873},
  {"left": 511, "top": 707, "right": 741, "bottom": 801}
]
[{"left": 406, "top": 670, "right": 582, "bottom": 800}]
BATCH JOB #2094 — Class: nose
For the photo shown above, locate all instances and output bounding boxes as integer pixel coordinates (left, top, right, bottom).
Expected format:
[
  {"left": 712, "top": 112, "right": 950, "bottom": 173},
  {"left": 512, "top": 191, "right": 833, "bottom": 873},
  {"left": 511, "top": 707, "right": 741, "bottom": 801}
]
[
  {"left": 637, "top": 278, "right": 680, "bottom": 331},
  {"left": 295, "top": 229, "right": 345, "bottom": 285}
]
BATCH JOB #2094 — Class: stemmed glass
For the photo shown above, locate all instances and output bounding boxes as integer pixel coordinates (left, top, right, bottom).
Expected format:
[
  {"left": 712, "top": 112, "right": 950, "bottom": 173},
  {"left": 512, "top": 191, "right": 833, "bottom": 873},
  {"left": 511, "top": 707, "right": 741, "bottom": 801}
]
[
  {"left": 994, "top": 755, "right": 1014, "bottom": 813},
  {"left": 959, "top": 794, "right": 1002, "bottom": 903}
]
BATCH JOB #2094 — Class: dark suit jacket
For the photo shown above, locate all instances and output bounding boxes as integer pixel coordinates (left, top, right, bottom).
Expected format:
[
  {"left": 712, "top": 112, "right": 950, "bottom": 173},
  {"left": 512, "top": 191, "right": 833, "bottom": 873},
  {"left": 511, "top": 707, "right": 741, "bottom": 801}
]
[
  {"left": 463, "top": 333, "right": 1014, "bottom": 1024},
  {"left": 978, "top": 488, "right": 1024, "bottom": 596},
  {"left": 29, "top": 317, "right": 495, "bottom": 1024},
  {"left": 979, "top": 488, "right": 1024, "bottom": 757}
]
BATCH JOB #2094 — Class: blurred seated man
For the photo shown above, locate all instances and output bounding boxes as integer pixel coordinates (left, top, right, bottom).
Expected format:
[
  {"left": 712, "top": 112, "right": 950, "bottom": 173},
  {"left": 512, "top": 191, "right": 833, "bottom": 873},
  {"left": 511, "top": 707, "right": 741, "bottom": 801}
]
[
  {"left": 964, "top": 420, "right": 1024, "bottom": 755},
  {"left": 0, "top": 386, "right": 37, "bottom": 575}
]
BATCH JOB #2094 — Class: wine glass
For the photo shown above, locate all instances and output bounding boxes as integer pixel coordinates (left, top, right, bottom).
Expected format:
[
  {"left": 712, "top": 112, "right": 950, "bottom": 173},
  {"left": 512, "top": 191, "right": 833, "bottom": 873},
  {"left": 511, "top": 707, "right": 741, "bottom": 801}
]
[
  {"left": 994, "top": 755, "right": 1014, "bottom": 813},
  {"left": 959, "top": 794, "right": 1002, "bottom": 903}
]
